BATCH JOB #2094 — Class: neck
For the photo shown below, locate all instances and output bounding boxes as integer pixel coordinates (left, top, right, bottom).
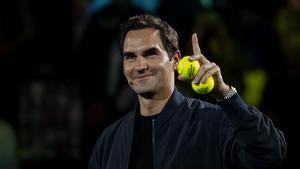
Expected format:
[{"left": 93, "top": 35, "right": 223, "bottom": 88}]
[{"left": 138, "top": 87, "right": 174, "bottom": 116}]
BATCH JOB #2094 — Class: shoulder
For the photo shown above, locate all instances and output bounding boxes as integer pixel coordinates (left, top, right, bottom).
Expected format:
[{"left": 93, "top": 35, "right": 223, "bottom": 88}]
[
  {"left": 88, "top": 111, "right": 135, "bottom": 169},
  {"left": 96, "top": 111, "right": 134, "bottom": 146},
  {"left": 90, "top": 111, "right": 134, "bottom": 155},
  {"left": 98, "top": 111, "right": 134, "bottom": 143}
]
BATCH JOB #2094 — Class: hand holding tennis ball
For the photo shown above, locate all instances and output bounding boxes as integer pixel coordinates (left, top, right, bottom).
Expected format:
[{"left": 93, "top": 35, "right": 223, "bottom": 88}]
[
  {"left": 177, "top": 56, "right": 214, "bottom": 94},
  {"left": 177, "top": 33, "right": 232, "bottom": 97},
  {"left": 177, "top": 56, "right": 200, "bottom": 80},
  {"left": 191, "top": 76, "right": 214, "bottom": 95}
]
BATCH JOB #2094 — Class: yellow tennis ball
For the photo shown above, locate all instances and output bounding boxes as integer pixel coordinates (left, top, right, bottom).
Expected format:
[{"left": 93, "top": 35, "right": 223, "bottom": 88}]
[
  {"left": 177, "top": 56, "right": 200, "bottom": 80},
  {"left": 191, "top": 76, "right": 215, "bottom": 95}
]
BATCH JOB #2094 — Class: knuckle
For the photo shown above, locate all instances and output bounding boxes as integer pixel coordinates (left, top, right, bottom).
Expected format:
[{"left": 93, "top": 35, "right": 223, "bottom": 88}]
[
  {"left": 202, "top": 64, "right": 208, "bottom": 69},
  {"left": 200, "top": 67, "right": 206, "bottom": 72}
]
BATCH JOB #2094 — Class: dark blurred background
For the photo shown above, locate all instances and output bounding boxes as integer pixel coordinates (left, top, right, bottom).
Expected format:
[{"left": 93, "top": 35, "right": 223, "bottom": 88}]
[{"left": 0, "top": 0, "right": 299, "bottom": 168}]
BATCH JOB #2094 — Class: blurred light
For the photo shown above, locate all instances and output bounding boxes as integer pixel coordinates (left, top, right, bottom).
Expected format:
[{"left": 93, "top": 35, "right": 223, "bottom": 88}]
[
  {"left": 242, "top": 68, "right": 268, "bottom": 106},
  {"left": 198, "top": 0, "right": 213, "bottom": 9},
  {"left": 89, "top": 0, "right": 112, "bottom": 12},
  {"left": 131, "top": 0, "right": 160, "bottom": 13}
]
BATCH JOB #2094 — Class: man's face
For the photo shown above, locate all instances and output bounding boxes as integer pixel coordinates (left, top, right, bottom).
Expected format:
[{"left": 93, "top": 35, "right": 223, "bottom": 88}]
[{"left": 123, "top": 28, "right": 176, "bottom": 97}]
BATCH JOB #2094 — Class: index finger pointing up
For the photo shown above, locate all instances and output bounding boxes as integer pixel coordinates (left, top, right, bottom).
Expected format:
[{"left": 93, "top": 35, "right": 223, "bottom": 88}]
[
  {"left": 192, "top": 33, "right": 201, "bottom": 55},
  {"left": 191, "top": 33, "right": 210, "bottom": 64}
]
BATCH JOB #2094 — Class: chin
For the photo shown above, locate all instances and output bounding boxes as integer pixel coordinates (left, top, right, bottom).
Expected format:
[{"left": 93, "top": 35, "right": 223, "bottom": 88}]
[
  {"left": 132, "top": 86, "right": 155, "bottom": 96},
  {"left": 134, "top": 88, "right": 153, "bottom": 94}
]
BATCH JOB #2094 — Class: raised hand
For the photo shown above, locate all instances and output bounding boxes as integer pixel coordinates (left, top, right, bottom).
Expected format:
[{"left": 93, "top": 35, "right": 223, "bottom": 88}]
[{"left": 188, "top": 33, "right": 230, "bottom": 98}]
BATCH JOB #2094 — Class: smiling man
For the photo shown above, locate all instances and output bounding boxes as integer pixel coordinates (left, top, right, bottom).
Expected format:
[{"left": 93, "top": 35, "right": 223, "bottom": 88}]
[
  {"left": 123, "top": 27, "right": 176, "bottom": 116},
  {"left": 88, "top": 14, "right": 287, "bottom": 169}
]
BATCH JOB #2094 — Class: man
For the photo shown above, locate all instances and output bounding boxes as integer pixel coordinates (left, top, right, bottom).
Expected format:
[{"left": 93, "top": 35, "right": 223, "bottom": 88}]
[{"left": 88, "top": 14, "right": 287, "bottom": 169}]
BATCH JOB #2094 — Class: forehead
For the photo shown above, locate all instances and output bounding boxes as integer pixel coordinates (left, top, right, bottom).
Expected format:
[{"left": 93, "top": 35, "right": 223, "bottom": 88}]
[{"left": 123, "top": 28, "right": 163, "bottom": 52}]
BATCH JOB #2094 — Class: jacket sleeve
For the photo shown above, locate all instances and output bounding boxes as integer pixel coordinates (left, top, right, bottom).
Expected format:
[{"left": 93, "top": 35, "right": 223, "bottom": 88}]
[{"left": 217, "top": 94, "right": 287, "bottom": 169}]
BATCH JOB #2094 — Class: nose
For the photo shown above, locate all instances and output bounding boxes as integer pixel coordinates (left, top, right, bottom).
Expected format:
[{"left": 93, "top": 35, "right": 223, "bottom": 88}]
[{"left": 134, "top": 56, "right": 148, "bottom": 71}]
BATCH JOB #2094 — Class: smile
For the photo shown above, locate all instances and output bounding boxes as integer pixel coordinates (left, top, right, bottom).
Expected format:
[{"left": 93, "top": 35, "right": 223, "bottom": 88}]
[{"left": 134, "top": 75, "right": 152, "bottom": 81}]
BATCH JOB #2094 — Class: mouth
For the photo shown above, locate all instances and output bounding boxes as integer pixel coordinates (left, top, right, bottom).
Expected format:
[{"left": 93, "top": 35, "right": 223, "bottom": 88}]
[{"left": 133, "top": 74, "right": 153, "bottom": 81}]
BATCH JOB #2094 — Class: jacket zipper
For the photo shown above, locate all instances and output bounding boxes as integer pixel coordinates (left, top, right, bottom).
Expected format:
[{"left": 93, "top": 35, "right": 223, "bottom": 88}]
[{"left": 152, "top": 119, "right": 157, "bottom": 169}]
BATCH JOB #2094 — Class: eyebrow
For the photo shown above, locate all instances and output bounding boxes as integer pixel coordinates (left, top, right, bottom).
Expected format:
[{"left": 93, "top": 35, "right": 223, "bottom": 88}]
[{"left": 143, "top": 47, "right": 159, "bottom": 56}]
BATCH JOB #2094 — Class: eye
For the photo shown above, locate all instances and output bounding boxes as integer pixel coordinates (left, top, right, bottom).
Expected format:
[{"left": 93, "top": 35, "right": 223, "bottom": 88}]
[{"left": 124, "top": 53, "right": 136, "bottom": 61}]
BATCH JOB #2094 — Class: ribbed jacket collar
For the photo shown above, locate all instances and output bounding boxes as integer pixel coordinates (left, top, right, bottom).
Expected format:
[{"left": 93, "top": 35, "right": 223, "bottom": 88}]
[{"left": 130, "top": 88, "right": 186, "bottom": 129}]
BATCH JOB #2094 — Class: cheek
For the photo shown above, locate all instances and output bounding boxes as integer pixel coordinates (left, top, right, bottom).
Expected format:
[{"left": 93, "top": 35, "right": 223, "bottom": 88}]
[
  {"left": 123, "top": 64, "right": 132, "bottom": 78},
  {"left": 157, "top": 63, "right": 174, "bottom": 77}
]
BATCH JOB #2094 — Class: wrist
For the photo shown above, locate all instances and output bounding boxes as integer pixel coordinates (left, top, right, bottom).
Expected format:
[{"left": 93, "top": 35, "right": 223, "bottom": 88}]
[
  {"left": 216, "top": 86, "right": 237, "bottom": 102},
  {"left": 218, "top": 84, "right": 231, "bottom": 97}
]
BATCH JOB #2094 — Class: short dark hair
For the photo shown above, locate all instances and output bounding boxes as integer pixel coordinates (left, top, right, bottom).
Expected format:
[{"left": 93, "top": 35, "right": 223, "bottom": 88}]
[{"left": 119, "top": 14, "right": 179, "bottom": 58}]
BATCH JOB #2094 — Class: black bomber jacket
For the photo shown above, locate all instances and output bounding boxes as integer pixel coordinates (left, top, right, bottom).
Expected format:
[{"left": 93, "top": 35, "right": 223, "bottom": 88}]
[{"left": 89, "top": 89, "right": 287, "bottom": 169}]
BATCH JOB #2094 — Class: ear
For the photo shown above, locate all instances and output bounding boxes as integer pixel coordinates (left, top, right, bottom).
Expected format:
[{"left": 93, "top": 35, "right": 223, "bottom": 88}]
[{"left": 172, "top": 50, "right": 181, "bottom": 70}]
